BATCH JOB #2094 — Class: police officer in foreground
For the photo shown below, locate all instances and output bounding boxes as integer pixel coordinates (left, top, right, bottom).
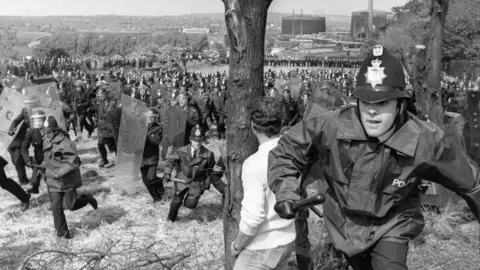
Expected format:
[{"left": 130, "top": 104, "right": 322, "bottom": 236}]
[
  {"left": 163, "top": 125, "right": 215, "bottom": 222},
  {"left": 268, "top": 45, "right": 480, "bottom": 270},
  {"left": 41, "top": 116, "right": 98, "bottom": 239}
]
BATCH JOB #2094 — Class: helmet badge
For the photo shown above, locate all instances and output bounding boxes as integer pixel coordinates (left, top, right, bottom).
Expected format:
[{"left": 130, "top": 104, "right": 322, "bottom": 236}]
[
  {"left": 195, "top": 129, "right": 201, "bottom": 137},
  {"left": 365, "top": 59, "right": 387, "bottom": 89}
]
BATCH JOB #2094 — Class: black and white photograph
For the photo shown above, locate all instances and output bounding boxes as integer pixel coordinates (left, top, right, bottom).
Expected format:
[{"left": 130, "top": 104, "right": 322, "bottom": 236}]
[{"left": 0, "top": 0, "right": 479, "bottom": 269}]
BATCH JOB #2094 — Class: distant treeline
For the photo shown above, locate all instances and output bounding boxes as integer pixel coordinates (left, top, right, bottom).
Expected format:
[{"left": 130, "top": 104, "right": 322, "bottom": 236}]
[{"left": 33, "top": 32, "right": 210, "bottom": 58}]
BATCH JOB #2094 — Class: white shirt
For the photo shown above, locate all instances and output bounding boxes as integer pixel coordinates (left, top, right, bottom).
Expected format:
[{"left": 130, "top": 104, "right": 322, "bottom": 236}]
[{"left": 239, "top": 137, "right": 296, "bottom": 250}]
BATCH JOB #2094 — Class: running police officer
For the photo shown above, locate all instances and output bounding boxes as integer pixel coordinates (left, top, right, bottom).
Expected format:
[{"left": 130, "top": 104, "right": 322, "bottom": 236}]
[{"left": 268, "top": 45, "right": 480, "bottom": 270}]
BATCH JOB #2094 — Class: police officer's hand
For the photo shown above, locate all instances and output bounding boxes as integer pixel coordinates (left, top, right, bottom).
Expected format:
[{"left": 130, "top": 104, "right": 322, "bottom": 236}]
[
  {"left": 274, "top": 200, "right": 296, "bottom": 220},
  {"left": 163, "top": 174, "right": 171, "bottom": 183},
  {"left": 7, "top": 130, "right": 14, "bottom": 136}
]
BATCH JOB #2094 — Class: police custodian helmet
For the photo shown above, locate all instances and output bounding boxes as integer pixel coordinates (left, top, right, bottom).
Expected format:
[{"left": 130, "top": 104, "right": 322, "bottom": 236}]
[
  {"left": 190, "top": 124, "right": 205, "bottom": 141},
  {"left": 31, "top": 110, "right": 47, "bottom": 119},
  {"left": 353, "top": 45, "right": 410, "bottom": 103}
]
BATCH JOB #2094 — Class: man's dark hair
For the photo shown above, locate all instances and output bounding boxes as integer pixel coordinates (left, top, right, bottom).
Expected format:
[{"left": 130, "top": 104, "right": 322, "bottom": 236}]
[{"left": 250, "top": 97, "right": 282, "bottom": 138}]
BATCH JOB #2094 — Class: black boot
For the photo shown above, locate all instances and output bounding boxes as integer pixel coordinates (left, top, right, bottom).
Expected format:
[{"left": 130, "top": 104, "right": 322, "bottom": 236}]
[
  {"left": 296, "top": 254, "right": 313, "bottom": 270},
  {"left": 99, "top": 159, "right": 109, "bottom": 168},
  {"left": 167, "top": 194, "right": 183, "bottom": 222},
  {"left": 21, "top": 193, "right": 31, "bottom": 212}
]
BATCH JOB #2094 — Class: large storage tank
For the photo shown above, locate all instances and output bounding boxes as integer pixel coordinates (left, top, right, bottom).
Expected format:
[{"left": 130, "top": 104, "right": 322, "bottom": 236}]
[{"left": 281, "top": 15, "right": 326, "bottom": 35}]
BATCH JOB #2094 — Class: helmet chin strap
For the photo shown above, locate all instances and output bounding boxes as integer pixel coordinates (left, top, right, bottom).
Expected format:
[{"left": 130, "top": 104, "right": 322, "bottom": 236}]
[{"left": 377, "top": 100, "right": 408, "bottom": 141}]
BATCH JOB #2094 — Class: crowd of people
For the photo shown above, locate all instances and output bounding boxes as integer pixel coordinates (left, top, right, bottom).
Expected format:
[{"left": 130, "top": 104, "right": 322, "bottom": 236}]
[{"left": 0, "top": 44, "right": 479, "bottom": 270}]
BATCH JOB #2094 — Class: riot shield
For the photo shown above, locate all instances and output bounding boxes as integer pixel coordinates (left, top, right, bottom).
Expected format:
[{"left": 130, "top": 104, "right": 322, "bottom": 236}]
[
  {"left": 114, "top": 94, "right": 149, "bottom": 194},
  {"left": 4, "top": 75, "right": 25, "bottom": 91},
  {"left": 0, "top": 88, "right": 25, "bottom": 155},
  {"left": 163, "top": 106, "right": 187, "bottom": 148},
  {"left": 22, "top": 83, "right": 67, "bottom": 131},
  {"left": 467, "top": 91, "right": 480, "bottom": 148}
]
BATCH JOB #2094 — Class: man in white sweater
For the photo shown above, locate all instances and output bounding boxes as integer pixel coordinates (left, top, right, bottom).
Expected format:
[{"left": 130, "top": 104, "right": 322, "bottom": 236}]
[{"left": 231, "top": 98, "right": 296, "bottom": 270}]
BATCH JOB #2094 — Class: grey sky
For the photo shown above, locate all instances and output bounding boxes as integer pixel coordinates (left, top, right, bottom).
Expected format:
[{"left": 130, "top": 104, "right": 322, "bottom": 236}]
[{"left": 0, "top": 0, "right": 408, "bottom": 16}]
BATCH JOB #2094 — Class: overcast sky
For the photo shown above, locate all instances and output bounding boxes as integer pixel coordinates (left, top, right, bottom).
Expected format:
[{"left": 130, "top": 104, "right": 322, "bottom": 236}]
[{"left": 0, "top": 0, "right": 409, "bottom": 16}]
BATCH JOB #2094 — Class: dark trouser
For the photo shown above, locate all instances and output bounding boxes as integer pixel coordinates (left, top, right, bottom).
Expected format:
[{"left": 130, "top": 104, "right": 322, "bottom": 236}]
[
  {"left": 167, "top": 186, "right": 203, "bottom": 222},
  {"left": 30, "top": 156, "right": 44, "bottom": 188},
  {"left": 98, "top": 136, "right": 116, "bottom": 162},
  {"left": 49, "top": 190, "right": 90, "bottom": 238},
  {"left": 141, "top": 165, "right": 164, "bottom": 201},
  {"left": 0, "top": 168, "right": 29, "bottom": 203},
  {"left": 31, "top": 166, "right": 43, "bottom": 188},
  {"left": 86, "top": 113, "right": 96, "bottom": 129},
  {"left": 345, "top": 241, "right": 409, "bottom": 270},
  {"left": 295, "top": 181, "right": 313, "bottom": 270},
  {"left": 211, "top": 177, "right": 226, "bottom": 195},
  {"left": 212, "top": 112, "right": 226, "bottom": 139},
  {"left": 8, "top": 147, "right": 28, "bottom": 184},
  {"left": 295, "top": 208, "right": 313, "bottom": 270},
  {"left": 78, "top": 114, "right": 93, "bottom": 134},
  {"left": 67, "top": 120, "right": 77, "bottom": 136}
]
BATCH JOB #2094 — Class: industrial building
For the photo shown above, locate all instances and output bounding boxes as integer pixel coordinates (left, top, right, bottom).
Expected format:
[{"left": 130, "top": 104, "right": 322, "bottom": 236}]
[
  {"left": 281, "top": 15, "right": 326, "bottom": 35},
  {"left": 350, "top": 10, "right": 390, "bottom": 39},
  {"left": 181, "top": 28, "right": 210, "bottom": 35}
]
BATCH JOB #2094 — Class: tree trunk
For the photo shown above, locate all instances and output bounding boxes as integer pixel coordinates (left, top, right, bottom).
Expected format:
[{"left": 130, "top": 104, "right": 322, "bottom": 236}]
[
  {"left": 417, "top": 0, "right": 453, "bottom": 207},
  {"left": 222, "top": 0, "right": 272, "bottom": 269},
  {"left": 416, "top": 0, "right": 449, "bottom": 124}
]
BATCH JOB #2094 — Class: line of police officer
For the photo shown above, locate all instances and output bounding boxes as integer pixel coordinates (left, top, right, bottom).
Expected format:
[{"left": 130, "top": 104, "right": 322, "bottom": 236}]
[{"left": 264, "top": 56, "right": 363, "bottom": 69}]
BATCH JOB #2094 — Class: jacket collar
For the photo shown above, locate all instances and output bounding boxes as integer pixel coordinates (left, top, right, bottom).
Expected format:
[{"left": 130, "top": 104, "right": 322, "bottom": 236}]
[
  {"left": 184, "top": 144, "right": 204, "bottom": 156},
  {"left": 336, "top": 107, "right": 420, "bottom": 157},
  {"left": 43, "top": 131, "right": 66, "bottom": 151}
]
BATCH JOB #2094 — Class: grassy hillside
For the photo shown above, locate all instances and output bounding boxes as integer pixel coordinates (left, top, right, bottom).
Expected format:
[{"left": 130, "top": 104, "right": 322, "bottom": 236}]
[{"left": 0, "top": 63, "right": 478, "bottom": 269}]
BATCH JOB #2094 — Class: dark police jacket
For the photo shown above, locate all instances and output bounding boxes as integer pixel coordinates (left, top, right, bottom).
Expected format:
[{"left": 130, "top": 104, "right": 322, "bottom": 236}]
[
  {"left": 268, "top": 105, "right": 480, "bottom": 257},
  {"left": 142, "top": 122, "right": 163, "bottom": 167},
  {"left": 8, "top": 108, "right": 30, "bottom": 149},
  {"left": 164, "top": 144, "right": 215, "bottom": 192},
  {"left": 21, "top": 128, "right": 44, "bottom": 164}
]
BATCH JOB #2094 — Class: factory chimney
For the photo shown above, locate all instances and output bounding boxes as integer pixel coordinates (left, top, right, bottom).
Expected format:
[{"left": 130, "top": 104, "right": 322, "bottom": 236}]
[
  {"left": 300, "top": 9, "right": 303, "bottom": 36},
  {"left": 292, "top": 9, "right": 295, "bottom": 37},
  {"left": 368, "top": 0, "right": 374, "bottom": 40}
]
